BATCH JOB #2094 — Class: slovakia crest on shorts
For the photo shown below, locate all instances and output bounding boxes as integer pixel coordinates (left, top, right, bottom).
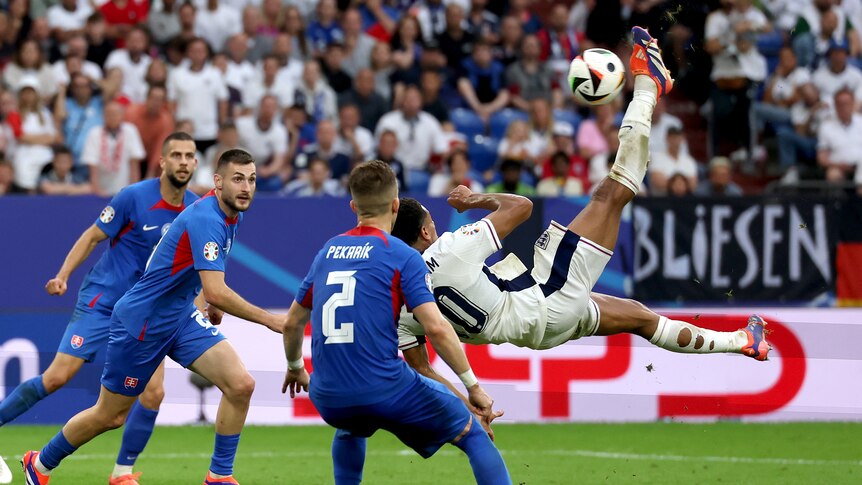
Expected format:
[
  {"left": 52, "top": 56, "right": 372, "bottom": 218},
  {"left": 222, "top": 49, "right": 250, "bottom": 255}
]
[
  {"left": 203, "top": 241, "right": 219, "bottom": 261},
  {"left": 99, "top": 206, "right": 115, "bottom": 224},
  {"left": 70, "top": 335, "right": 84, "bottom": 349},
  {"left": 124, "top": 377, "right": 139, "bottom": 389},
  {"left": 535, "top": 231, "right": 550, "bottom": 250}
]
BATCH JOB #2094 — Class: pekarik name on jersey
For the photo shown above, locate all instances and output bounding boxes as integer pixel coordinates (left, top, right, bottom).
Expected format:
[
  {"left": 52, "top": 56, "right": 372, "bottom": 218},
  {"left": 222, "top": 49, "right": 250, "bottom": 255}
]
[{"left": 326, "top": 243, "right": 373, "bottom": 260}]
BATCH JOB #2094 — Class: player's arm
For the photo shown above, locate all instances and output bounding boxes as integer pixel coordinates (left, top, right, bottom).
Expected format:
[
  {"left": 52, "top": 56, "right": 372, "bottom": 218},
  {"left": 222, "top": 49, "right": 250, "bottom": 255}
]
[
  {"left": 281, "top": 300, "right": 311, "bottom": 398},
  {"left": 45, "top": 224, "right": 109, "bottom": 296},
  {"left": 199, "top": 270, "right": 283, "bottom": 333},
  {"left": 446, "top": 184, "right": 533, "bottom": 240}
]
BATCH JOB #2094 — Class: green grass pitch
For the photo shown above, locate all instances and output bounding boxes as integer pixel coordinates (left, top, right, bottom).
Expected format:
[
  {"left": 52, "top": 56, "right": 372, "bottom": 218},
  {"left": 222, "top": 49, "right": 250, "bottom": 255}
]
[{"left": 2, "top": 423, "right": 860, "bottom": 484}]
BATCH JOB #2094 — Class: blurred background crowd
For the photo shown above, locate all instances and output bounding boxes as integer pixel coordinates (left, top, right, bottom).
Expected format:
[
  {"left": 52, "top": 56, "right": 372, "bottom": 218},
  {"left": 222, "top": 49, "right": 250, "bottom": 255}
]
[{"left": 0, "top": 0, "right": 861, "bottom": 199}]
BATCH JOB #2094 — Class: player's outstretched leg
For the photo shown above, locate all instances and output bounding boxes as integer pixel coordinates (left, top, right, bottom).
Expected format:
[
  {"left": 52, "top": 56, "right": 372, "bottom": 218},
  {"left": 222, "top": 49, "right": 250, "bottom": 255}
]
[
  {"left": 110, "top": 362, "right": 167, "bottom": 484},
  {"left": 591, "top": 293, "right": 770, "bottom": 360},
  {"left": 566, "top": 26, "right": 673, "bottom": 251},
  {"left": 452, "top": 417, "right": 512, "bottom": 485},
  {"left": 331, "top": 429, "right": 367, "bottom": 485},
  {"left": 0, "top": 354, "right": 84, "bottom": 427},
  {"left": 188, "top": 341, "right": 255, "bottom": 484}
]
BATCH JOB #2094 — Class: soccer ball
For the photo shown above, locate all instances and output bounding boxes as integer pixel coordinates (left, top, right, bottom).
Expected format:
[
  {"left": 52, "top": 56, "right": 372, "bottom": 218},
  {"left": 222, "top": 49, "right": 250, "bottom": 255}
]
[{"left": 567, "top": 48, "right": 625, "bottom": 106}]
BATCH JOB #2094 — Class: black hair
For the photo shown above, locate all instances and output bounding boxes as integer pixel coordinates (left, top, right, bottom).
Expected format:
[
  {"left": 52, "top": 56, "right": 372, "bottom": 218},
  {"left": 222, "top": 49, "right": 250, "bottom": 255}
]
[
  {"left": 217, "top": 148, "right": 255, "bottom": 172},
  {"left": 391, "top": 197, "right": 426, "bottom": 247},
  {"left": 161, "top": 132, "right": 195, "bottom": 155}
]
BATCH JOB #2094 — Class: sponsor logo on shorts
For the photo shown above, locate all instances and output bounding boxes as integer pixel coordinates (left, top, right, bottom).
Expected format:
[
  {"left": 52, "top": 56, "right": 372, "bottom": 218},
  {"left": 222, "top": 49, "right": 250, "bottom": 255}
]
[
  {"left": 124, "top": 377, "right": 139, "bottom": 389},
  {"left": 536, "top": 231, "right": 550, "bottom": 250},
  {"left": 99, "top": 206, "right": 115, "bottom": 224},
  {"left": 70, "top": 335, "right": 84, "bottom": 349},
  {"left": 203, "top": 241, "right": 219, "bottom": 261}
]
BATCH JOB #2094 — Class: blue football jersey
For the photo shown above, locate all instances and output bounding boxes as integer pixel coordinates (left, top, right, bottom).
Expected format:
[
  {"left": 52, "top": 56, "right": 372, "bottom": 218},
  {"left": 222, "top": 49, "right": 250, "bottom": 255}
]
[
  {"left": 113, "top": 191, "right": 241, "bottom": 340},
  {"left": 297, "top": 226, "right": 435, "bottom": 407},
  {"left": 78, "top": 178, "right": 198, "bottom": 313}
]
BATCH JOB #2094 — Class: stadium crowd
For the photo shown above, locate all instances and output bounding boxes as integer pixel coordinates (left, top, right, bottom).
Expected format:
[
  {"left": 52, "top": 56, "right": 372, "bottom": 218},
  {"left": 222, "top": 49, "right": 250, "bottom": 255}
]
[{"left": 0, "top": 0, "right": 860, "bottom": 199}]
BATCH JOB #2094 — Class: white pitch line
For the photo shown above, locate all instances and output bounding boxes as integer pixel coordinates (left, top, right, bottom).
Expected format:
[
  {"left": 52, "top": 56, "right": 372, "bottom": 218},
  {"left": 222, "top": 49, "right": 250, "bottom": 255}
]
[{"left": 2, "top": 450, "right": 860, "bottom": 467}]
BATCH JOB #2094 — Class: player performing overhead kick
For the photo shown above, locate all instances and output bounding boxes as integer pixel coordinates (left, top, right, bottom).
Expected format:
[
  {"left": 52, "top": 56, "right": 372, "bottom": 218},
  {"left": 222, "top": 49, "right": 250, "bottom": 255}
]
[
  {"left": 390, "top": 28, "right": 770, "bottom": 384},
  {"left": 281, "top": 161, "right": 511, "bottom": 485},
  {"left": 0, "top": 133, "right": 200, "bottom": 485},
  {"left": 22, "top": 149, "right": 284, "bottom": 485}
]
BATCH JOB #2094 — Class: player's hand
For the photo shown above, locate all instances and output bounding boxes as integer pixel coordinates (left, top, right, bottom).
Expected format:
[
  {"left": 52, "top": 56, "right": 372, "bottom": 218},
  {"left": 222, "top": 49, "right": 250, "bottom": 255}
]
[
  {"left": 205, "top": 304, "right": 224, "bottom": 326},
  {"left": 45, "top": 278, "right": 68, "bottom": 296},
  {"left": 282, "top": 367, "right": 310, "bottom": 398},
  {"left": 466, "top": 384, "right": 495, "bottom": 419},
  {"left": 447, "top": 185, "right": 475, "bottom": 212},
  {"left": 474, "top": 408, "right": 505, "bottom": 441}
]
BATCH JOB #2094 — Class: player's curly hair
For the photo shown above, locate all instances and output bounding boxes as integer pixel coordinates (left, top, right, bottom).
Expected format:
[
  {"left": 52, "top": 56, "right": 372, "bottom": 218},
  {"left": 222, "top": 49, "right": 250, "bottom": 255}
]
[{"left": 391, "top": 197, "right": 426, "bottom": 247}]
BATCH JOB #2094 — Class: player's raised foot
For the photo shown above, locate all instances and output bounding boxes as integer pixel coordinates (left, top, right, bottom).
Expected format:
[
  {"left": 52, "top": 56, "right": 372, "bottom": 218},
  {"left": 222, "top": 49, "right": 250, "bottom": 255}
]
[
  {"left": 630, "top": 26, "right": 673, "bottom": 97},
  {"left": 203, "top": 472, "right": 239, "bottom": 485},
  {"left": 0, "top": 454, "right": 13, "bottom": 484},
  {"left": 108, "top": 472, "right": 142, "bottom": 484},
  {"left": 20, "top": 451, "right": 49, "bottom": 485},
  {"left": 740, "top": 315, "right": 771, "bottom": 361}
]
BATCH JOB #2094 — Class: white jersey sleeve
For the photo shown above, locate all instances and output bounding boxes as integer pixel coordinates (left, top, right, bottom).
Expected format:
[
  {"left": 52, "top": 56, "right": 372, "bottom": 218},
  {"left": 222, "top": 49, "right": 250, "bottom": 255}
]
[{"left": 428, "top": 219, "right": 501, "bottom": 271}]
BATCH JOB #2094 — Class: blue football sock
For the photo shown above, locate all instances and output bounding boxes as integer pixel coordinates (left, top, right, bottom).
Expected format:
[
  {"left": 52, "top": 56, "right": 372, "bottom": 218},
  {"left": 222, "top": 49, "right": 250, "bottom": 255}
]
[
  {"left": 40, "top": 431, "right": 78, "bottom": 470},
  {"left": 332, "top": 429, "right": 366, "bottom": 485},
  {"left": 0, "top": 375, "right": 48, "bottom": 425},
  {"left": 116, "top": 401, "right": 159, "bottom": 466},
  {"left": 210, "top": 433, "right": 241, "bottom": 476},
  {"left": 453, "top": 421, "right": 512, "bottom": 485}
]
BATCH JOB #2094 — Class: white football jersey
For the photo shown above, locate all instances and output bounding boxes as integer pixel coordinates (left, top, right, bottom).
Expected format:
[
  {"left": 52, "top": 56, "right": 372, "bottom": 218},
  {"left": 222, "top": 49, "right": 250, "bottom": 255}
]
[{"left": 398, "top": 219, "right": 547, "bottom": 350}]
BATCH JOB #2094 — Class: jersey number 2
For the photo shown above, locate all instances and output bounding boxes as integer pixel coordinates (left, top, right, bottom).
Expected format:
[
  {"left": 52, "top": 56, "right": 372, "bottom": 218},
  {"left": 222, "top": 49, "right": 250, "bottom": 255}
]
[{"left": 322, "top": 270, "right": 356, "bottom": 344}]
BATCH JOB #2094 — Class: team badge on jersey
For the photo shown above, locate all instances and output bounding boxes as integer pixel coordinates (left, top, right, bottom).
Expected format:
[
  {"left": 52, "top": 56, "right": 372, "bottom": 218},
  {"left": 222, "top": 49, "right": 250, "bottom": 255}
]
[
  {"left": 460, "top": 223, "right": 481, "bottom": 236},
  {"left": 124, "top": 377, "right": 139, "bottom": 389},
  {"left": 100, "top": 206, "right": 115, "bottom": 224},
  {"left": 70, "top": 335, "right": 84, "bottom": 349},
  {"left": 535, "top": 231, "right": 550, "bottom": 250},
  {"left": 203, "top": 241, "right": 220, "bottom": 261}
]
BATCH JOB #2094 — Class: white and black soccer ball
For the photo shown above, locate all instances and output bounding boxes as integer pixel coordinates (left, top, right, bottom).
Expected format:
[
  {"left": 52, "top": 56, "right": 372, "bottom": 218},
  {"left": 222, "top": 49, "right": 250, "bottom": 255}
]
[{"left": 567, "top": 48, "right": 625, "bottom": 106}]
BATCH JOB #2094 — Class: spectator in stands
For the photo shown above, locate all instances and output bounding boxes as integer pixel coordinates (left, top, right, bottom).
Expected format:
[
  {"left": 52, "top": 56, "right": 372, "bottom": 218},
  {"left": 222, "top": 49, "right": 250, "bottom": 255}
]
[
  {"left": 370, "top": 42, "right": 395, "bottom": 103},
  {"left": 694, "top": 156, "right": 743, "bottom": 196},
  {"left": 428, "top": 149, "right": 483, "bottom": 196},
  {"left": 375, "top": 85, "right": 447, "bottom": 189},
  {"left": 778, "top": 83, "right": 827, "bottom": 183},
  {"left": 294, "top": 59, "right": 338, "bottom": 123},
  {"left": 47, "top": 0, "right": 93, "bottom": 44},
  {"left": 667, "top": 172, "right": 694, "bottom": 197},
  {"left": 341, "top": 8, "right": 375, "bottom": 77},
  {"left": 0, "top": 12, "right": 16, "bottom": 65},
  {"left": 272, "top": 33, "right": 304, "bottom": 86},
  {"left": 242, "top": 6, "right": 274, "bottom": 63},
  {"left": 537, "top": 150, "right": 585, "bottom": 197},
  {"left": 321, "top": 42, "right": 353, "bottom": 95},
  {"left": 705, "top": 0, "right": 767, "bottom": 160},
  {"left": 307, "top": 0, "right": 343, "bottom": 58},
  {"left": 99, "top": 0, "right": 150, "bottom": 45},
  {"left": 539, "top": 121, "right": 589, "bottom": 192},
  {"left": 649, "top": 126, "right": 699, "bottom": 196},
  {"left": 125, "top": 84, "right": 175, "bottom": 178},
  {"left": 496, "top": 15, "right": 524, "bottom": 67},
  {"left": 53, "top": 72, "right": 112, "bottom": 165},
  {"left": 649, "top": 98, "right": 686, "bottom": 160},
  {"left": 755, "top": 46, "right": 809, "bottom": 144},
  {"left": 147, "top": 0, "right": 180, "bottom": 47},
  {"left": 223, "top": 34, "right": 255, "bottom": 95},
  {"left": 260, "top": 0, "right": 286, "bottom": 36},
  {"left": 85, "top": 13, "right": 115, "bottom": 68},
  {"left": 283, "top": 157, "right": 345, "bottom": 197},
  {"left": 339, "top": 68, "right": 389, "bottom": 131},
  {"left": 374, "top": 129, "right": 408, "bottom": 190},
  {"left": 104, "top": 26, "right": 151, "bottom": 104},
  {"left": 537, "top": 3, "right": 581, "bottom": 87},
  {"left": 415, "top": 0, "right": 447, "bottom": 44},
  {"left": 390, "top": 14, "right": 424, "bottom": 89},
  {"left": 498, "top": 119, "right": 542, "bottom": 169},
  {"left": 436, "top": 3, "right": 474, "bottom": 73},
  {"left": 191, "top": 121, "right": 238, "bottom": 194},
  {"left": 194, "top": 0, "right": 241, "bottom": 54},
  {"left": 420, "top": 69, "right": 449, "bottom": 123},
  {"left": 577, "top": 103, "right": 615, "bottom": 161},
  {"left": 0, "top": 89, "right": 17, "bottom": 157},
  {"left": 817, "top": 89, "right": 862, "bottom": 184},
  {"left": 812, "top": 40, "right": 862, "bottom": 105},
  {"left": 81, "top": 101, "right": 145, "bottom": 195},
  {"left": 235, "top": 95, "right": 290, "bottom": 191},
  {"left": 174, "top": 2, "right": 197, "bottom": 45},
  {"left": 52, "top": 35, "right": 103, "bottom": 86},
  {"left": 0, "top": 159, "right": 23, "bottom": 195},
  {"left": 589, "top": 125, "right": 619, "bottom": 189},
  {"left": 458, "top": 40, "right": 509, "bottom": 124},
  {"left": 243, "top": 54, "right": 295, "bottom": 113},
  {"left": 334, "top": 103, "right": 374, "bottom": 164},
  {"left": 507, "top": 34, "right": 559, "bottom": 112},
  {"left": 507, "top": 0, "right": 542, "bottom": 34},
  {"left": 793, "top": 0, "right": 860, "bottom": 68},
  {"left": 285, "top": 101, "right": 315, "bottom": 152},
  {"left": 167, "top": 37, "right": 228, "bottom": 154},
  {"left": 487, "top": 158, "right": 536, "bottom": 195},
  {"left": 295, "top": 119, "right": 351, "bottom": 183},
  {"left": 3, "top": 40, "right": 56, "bottom": 101},
  {"left": 10, "top": 79, "right": 59, "bottom": 192},
  {"left": 467, "top": 0, "right": 500, "bottom": 44},
  {"left": 282, "top": 5, "right": 309, "bottom": 61},
  {"left": 38, "top": 145, "right": 92, "bottom": 195}
]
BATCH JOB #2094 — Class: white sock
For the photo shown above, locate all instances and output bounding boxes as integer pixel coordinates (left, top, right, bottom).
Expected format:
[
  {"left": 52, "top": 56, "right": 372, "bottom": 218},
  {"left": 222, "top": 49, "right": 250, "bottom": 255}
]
[
  {"left": 112, "top": 464, "right": 134, "bottom": 478},
  {"left": 34, "top": 455, "right": 51, "bottom": 476},
  {"left": 608, "top": 76, "right": 658, "bottom": 195},
  {"left": 649, "top": 316, "right": 747, "bottom": 354}
]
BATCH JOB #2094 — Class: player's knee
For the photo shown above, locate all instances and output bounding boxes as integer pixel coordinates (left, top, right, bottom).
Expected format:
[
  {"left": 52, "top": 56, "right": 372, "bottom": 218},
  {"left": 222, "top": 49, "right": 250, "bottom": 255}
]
[
  {"left": 225, "top": 372, "right": 255, "bottom": 402},
  {"left": 139, "top": 385, "right": 165, "bottom": 410},
  {"left": 41, "top": 368, "right": 74, "bottom": 393}
]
